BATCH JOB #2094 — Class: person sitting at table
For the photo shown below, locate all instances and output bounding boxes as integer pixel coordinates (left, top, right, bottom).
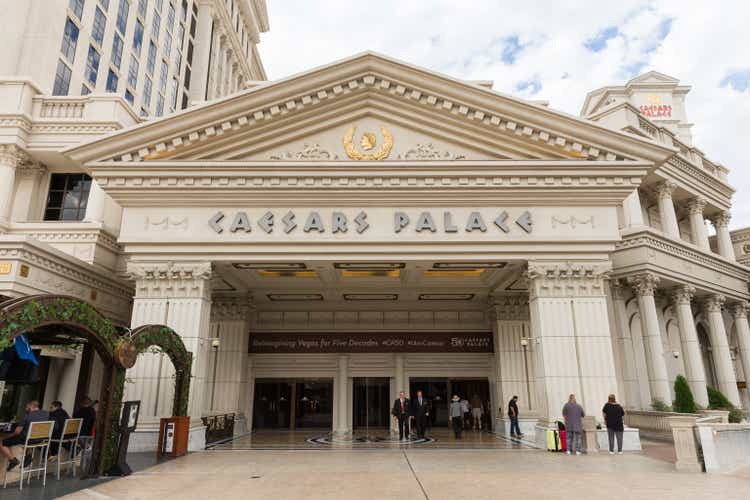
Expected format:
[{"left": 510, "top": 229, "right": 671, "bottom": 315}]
[
  {"left": 1, "top": 400, "right": 49, "bottom": 471},
  {"left": 73, "top": 396, "right": 96, "bottom": 437},
  {"left": 48, "top": 400, "right": 70, "bottom": 457}
]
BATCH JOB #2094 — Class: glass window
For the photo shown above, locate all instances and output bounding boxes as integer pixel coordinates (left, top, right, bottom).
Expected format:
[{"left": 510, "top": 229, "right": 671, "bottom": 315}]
[
  {"left": 137, "top": 0, "right": 147, "bottom": 18},
  {"left": 116, "top": 0, "right": 130, "bottom": 34},
  {"left": 163, "top": 32, "right": 172, "bottom": 58},
  {"left": 183, "top": 65, "right": 191, "bottom": 91},
  {"left": 133, "top": 20, "right": 144, "bottom": 54},
  {"left": 106, "top": 69, "right": 119, "bottom": 92},
  {"left": 125, "top": 89, "right": 135, "bottom": 104},
  {"left": 81, "top": 84, "right": 91, "bottom": 95},
  {"left": 189, "top": 14, "right": 196, "bottom": 38},
  {"left": 44, "top": 173, "right": 92, "bottom": 221},
  {"left": 155, "top": 93, "right": 164, "bottom": 116},
  {"left": 169, "top": 76, "right": 178, "bottom": 110},
  {"left": 92, "top": 7, "right": 106, "bottom": 46},
  {"left": 60, "top": 18, "right": 80, "bottom": 62},
  {"left": 111, "top": 34, "right": 124, "bottom": 68},
  {"left": 158, "top": 60, "right": 168, "bottom": 92},
  {"left": 127, "top": 54, "right": 139, "bottom": 88},
  {"left": 187, "top": 40, "right": 193, "bottom": 65},
  {"left": 146, "top": 41, "right": 157, "bottom": 75},
  {"left": 99, "top": 0, "right": 110, "bottom": 10},
  {"left": 69, "top": 0, "right": 85, "bottom": 19},
  {"left": 166, "top": 3, "right": 175, "bottom": 32},
  {"left": 156, "top": 0, "right": 163, "bottom": 11},
  {"left": 181, "top": 91, "right": 188, "bottom": 110},
  {"left": 180, "top": 0, "right": 187, "bottom": 22},
  {"left": 151, "top": 10, "right": 161, "bottom": 40},
  {"left": 142, "top": 76, "right": 152, "bottom": 106},
  {"left": 85, "top": 45, "right": 101, "bottom": 85},
  {"left": 173, "top": 51, "right": 181, "bottom": 76},
  {"left": 52, "top": 60, "right": 72, "bottom": 96},
  {"left": 176, "top": 23, "right": 185, "bottom": 51},
  {"left": 140, "top": 106, "right": 149, "bottom": 117}
]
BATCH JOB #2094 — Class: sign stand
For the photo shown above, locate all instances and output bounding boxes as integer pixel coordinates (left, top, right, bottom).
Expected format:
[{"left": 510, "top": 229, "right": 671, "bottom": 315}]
[{"left": 106, "top": 400, "right": 140, "bottom": 476}]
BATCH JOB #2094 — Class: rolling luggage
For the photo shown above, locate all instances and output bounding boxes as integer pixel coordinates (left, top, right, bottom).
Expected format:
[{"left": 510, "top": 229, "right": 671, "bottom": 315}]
[{"left": 546, "top": 429, "right": 562, "bottom": 451}]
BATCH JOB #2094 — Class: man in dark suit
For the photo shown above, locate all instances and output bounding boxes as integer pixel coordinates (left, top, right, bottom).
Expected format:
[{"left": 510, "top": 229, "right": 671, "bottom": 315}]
[
  {"left": 411, "top": 390, "right": 430, "bottom": 439},
  {"left": 391, "top": 391, "right": 410, "bottom": 440}
]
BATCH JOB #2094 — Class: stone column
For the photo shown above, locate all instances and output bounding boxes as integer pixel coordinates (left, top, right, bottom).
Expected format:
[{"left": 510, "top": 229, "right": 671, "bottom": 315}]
[
  {"left": 392, "top": 354, "right": 405, "bottom": 434},
  {"left": 0, "top": 145, "right": 27, "bottom": 230},
  {"left": 527, "top": 261, "right": 618, "bottom": 424},
  {"left": 671, "top": 285, "right": 709, "bottom": 407},
  {"left": 610, "top": 281, "right": 640, "bottom": 408},
  {"left": 711, "top": 211, "right": 735, "bottom": 260},
  {"left": 83, "top": 180, "right": 106, "bottom": 224},
  {"left": 655, "top": 180, "right": 680, "bottom": 239},
  {"left": 127, "top": 262, "right": 213, "bottom": 450},
  {"left": 703, "top": 295, "right": 741, "bottom": 406},
  {"left": 623, "top": 189, "right": 645, "bottom": 228},
  {"left": 334, "top": 354, "right": 350, "bottom": 436},
  {"left": 628, "top": 273, "right": 671, "bottom": 406},
  {"left": 189, "top": 1, "right": 215, "bottom": 102},
  {"left": 686, "top": 197, "right": 710, "bottom": 251},
  {"left": 730, "top": 302, "right": 750, "bottom": 394}
]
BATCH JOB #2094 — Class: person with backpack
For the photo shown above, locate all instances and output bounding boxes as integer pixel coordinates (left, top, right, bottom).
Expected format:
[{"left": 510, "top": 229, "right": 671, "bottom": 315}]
[
  {"left": 507, "top": 395, "right": 523, "bottom": 438},
  {"left": 602, "top": 394, "right": 625, "bottom": 454}
]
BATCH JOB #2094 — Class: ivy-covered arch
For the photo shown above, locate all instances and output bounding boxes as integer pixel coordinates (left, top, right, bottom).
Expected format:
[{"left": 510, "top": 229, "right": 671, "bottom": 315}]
[{"left": 0, "top": 295, "right": 193, "bottom": 476}]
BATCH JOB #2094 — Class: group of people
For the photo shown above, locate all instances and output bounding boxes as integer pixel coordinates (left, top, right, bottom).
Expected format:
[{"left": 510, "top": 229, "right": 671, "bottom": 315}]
[
  {"left": 506, "top": 393, "right": 626, "bottom": 455},
  {"left": 391, "top": 390, "right": 431, "bottom": 440},
  {"left": 1, "top": 396, "right": 97, "bottom": 472}
]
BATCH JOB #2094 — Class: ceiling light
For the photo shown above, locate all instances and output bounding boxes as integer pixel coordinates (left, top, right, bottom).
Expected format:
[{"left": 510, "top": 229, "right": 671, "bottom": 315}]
[
  {"left": 233, "top": 263, "right": 307, "bottom": 270},
  {"left": 333, "top": 263, "right": 405, "bottom": 270},
  {"left": 340, "top": 270, "right": 401, "bottom": 278},
  {"left": 423, "top": 269, "right": 485, "bottom": 277},
  {"left": 266, "top": 294, "right": 323, "bottom": 301},
  {"left": 257, "top": 270, "right": 318, "bottom": 278},
  {"left": 432, "top": 262, "right": 506, "bottom": 269},
  {"left": 343, "top": 294, "right": 398, "bottom": 301},
  {"left": 418, "top": 293, "right": 475, "bottom": 300}
]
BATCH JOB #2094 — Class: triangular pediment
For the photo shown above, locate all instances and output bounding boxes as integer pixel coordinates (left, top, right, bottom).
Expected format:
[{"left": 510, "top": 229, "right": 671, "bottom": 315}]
[
  {"left": 65, "top": 52, "right": 675, "bottom": 166},
  {"left": 627, "top": 71, "right": 680, "bottom": 85}
]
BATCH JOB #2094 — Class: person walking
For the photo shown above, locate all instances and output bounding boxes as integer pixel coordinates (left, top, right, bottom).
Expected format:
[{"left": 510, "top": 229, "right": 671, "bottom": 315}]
[
  {"left": 411, "top": 390, "right": 430, "bottom": 439},
  {"left": 450, "top": 395, "right": 463, "bottom": 439},
  {"left": 460, "top": 398, "right": 470, "bottom": 429},
  {"left": 562, "top": 394, "right": 585, "bottom": 455},
  {"left": 391, "top": 391, "right": 410, "bottom": 440},
  {"left": 602, "top": 394, "right": 625, "bottom": 455},
  {"left": 470, "top": 394, "right": 483, "bottom": 430},
  {"left": 507, "top": 395, "right": 523, "bottom": 438}
]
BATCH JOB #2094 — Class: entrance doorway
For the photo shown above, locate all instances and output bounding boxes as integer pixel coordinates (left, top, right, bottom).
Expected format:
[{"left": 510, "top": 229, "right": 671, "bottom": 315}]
[
  {"left": 409, "top": 378, "right": 491, "bottom": 430},
  {"left": 352, "top": 377, "right": 390, "bottom": 428},
  {"left": 253, "top": 379, "right": 333, "bottom": 430}
]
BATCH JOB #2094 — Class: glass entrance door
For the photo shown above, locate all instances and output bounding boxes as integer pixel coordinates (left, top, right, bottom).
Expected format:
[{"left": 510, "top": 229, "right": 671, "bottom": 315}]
[
  {"left": 409, "top": 379, "right": 449, "bottom": 427},
  {"left": 352, "top": 377, "right": 390, "bottom": 429},
  {"left": 253, "top": 379, "right": 333, "bottom": 430}
]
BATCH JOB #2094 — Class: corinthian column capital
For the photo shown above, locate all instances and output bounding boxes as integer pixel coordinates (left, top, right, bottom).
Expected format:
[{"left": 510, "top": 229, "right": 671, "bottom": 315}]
[
  {"left": 670, "top": 285, "right": 696, "bottom": 305},
  {"left": 686, "top": 197, "right": 707, "bottom": 216},
  {"left": 655, "top": 180, "right": 677, "bottom": 200},
  {"left": 627, "top": 273, "right": 660, "bottom": 297},
  {"left": 702, "top": 294, "right": 726, "bottom": 314},
  {"left": 710, "top": 211, "right": 731, "bottom": 229},
  {"left": 0, "top": 144, "right": 30, "bottom": 168},
  {"left": 730, "top": 301, "right": 750, "bottom": 319}
]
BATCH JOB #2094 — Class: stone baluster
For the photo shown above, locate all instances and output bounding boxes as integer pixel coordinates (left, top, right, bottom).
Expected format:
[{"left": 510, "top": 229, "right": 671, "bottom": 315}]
[
  {"left": 655, "top": 180, "right": 680, "bottom": 239},
  {"left": 730, "top": 302, "right": 750, "bottom": 396},
  {"left": 711, "top": 211, "right": 735, "bottom": 260},
  {"left": 628, "top": 273, "right": 672, "bottom": 406},
  {"left": 670, "top": 285, "right": 709, "bottom": 407},
  {"left": 686, "top": 197, "right": 710, "bottom": 251},
  {"left": 703, "top": 295, "right": 741, "bottom": 406}
]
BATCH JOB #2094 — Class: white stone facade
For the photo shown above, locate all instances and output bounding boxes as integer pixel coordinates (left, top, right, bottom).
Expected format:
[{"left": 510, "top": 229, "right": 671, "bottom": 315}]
[{"left": 1, "top": 44, "right": 749, "bottom": 448}]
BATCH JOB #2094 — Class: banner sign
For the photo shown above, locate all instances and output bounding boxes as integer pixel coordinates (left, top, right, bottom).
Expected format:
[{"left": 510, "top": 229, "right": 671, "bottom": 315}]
[{"left": 249, "top": 332, "right": 493, "bottom": 354}]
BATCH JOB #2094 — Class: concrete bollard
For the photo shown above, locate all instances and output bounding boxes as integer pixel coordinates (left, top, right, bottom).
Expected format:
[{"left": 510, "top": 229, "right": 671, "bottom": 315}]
[
  {"left": 583, "top": 416, "right": 598, "bottom": 453},
  {"left": 667, "top": 415, "right": 702, "bottom": 472}
]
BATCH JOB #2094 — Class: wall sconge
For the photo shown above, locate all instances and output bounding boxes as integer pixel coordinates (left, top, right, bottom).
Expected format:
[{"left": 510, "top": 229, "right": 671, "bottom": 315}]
[
  {"left": 672, "top": 351, "right": 680, "bottom": 358},
  {"left": 520, "top": 338, "right": 529, "bottom": 347},
  {"left": 211, "top": 338, "right": 221, "bottom": 349}
]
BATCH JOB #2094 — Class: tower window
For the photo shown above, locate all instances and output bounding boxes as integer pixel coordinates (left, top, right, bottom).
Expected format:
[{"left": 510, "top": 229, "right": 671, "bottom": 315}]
[
  {"left": 61, "top": 18, "right": 80, "bottom": 63},
  {"left": 52, "top": 60, "right": 73, "bottom": 96},
  {"left": 44, "top": 173, "right": 92, "bottom": 221}
]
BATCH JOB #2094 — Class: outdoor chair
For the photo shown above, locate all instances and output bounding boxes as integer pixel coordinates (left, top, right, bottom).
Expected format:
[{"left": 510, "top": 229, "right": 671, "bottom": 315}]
[
  {"left": 2, "top": 420, "right": 55, "bottom": 490},
  {"left": 53, "top": 418, "right": 83, "bottom": 479}
]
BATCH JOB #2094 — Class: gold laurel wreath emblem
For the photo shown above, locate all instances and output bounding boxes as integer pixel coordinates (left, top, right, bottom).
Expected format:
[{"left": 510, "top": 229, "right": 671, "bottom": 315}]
[{"left": 343, "top": 125, "right": 394, "bottom": 160}]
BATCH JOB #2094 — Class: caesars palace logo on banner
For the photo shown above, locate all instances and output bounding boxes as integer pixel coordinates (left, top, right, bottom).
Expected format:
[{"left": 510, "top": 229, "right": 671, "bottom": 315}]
[{"left": 208, "top": 210, "right": 533, "bottom": 235}]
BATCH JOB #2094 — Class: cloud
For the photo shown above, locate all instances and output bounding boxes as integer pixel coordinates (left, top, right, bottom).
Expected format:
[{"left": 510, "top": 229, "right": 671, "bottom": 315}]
[{"left": 258, "top": 0, "right": 750, "bottom": 228}]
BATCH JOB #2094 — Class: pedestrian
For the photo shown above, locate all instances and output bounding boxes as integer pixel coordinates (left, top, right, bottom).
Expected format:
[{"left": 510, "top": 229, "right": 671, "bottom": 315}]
[
  {"left": 411, "top": 390, "right": 430, "bottom": 439},
  {"left": 470, "top": 394, "right": 483, "bottom": 430},
  {"left": 460, "top": 398, "right": 470, "bottom": 429},
  {"left": 450, "top": 395, "right": 463, "bottom": 439},
  {"left": 48, "top": 400, "right": 70, "bottom": 457},
  {"left": 507, "top": 395, "right": 523, "bottom": 438},
  {"left": 562, "top": 394, "right": 585, "bottom": 455},
  {"left": 602, "top": 394, "right": 625, "bottom": 455},
  {"left": 391, "top": 390, "right": 410, "bottom": 440}
]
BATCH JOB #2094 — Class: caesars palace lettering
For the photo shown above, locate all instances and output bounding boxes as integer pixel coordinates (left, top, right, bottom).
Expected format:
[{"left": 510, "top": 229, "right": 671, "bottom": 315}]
[{"left": 208, "top": 210, "right": 532, "bottom": 235}]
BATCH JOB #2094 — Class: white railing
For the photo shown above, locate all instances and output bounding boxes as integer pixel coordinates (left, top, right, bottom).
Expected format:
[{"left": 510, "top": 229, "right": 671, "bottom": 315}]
[
  {"left": 37, "top": 98, "right": 86, "bottom": 119},
  {"left": 626, "top": 410, "right": 699, "bottom": 439}
]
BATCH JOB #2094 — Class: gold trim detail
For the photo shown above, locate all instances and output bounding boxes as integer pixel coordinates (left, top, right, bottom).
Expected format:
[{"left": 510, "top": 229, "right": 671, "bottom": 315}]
[{"left": 343, "top": 125, "right": 393, "bottom": 160}]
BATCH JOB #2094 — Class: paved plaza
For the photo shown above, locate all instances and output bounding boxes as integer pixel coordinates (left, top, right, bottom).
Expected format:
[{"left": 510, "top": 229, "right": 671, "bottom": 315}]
[{"left": 56, "top": 441, "right": 748, "bottom": 500}]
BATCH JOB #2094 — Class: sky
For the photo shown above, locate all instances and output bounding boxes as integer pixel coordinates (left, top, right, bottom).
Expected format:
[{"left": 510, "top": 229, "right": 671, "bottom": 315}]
[{"left": 257, "top": 1, "right": 750, "bottom": 228}]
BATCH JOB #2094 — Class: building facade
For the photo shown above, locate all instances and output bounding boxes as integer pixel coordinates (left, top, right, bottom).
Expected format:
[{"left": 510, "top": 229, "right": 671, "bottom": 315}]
[{"left": 1, "top": 11, "right": 749, "bottom": 448}]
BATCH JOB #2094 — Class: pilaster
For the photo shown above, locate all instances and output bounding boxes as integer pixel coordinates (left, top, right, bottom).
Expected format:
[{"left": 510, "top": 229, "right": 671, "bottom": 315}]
[
  {"left": 527, "top": 261, "right": 617, "bottom": 423},
  {"left": 670, "top": 285, "right": 709, "bottom": 407},
  {"left": 730, "top": 302, "right": 750, "bottom": 398},
  {"left": 702, "top": 294, "right": 741, "bottom": 406},
  {"left": 628, "top": 272, "right": 671, "bottom": 406}
]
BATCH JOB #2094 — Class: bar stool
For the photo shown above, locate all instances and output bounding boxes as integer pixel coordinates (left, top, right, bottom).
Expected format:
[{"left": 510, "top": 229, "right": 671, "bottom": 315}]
[
  {"left": 53, "top": 418, "right": 82, "bottom": 479},
  {"left": 2, "top": 420, "right": 55, "bottom": 490}
]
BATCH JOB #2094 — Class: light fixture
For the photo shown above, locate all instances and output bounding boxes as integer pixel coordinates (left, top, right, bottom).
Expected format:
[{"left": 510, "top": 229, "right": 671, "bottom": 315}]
[
  {"left": 211, "top": 338, "right": 221, "bottom": 349},
  {"left": 432, "top": 262, "right": 506, "bottom": 270},
  {"left": 257, "top": 270, "right": 318, "bottom": 278},
  {"left": 418, "top": 293, "right": 475, "bottom": 301},
  {"left": 266, "top": 293, "right": 323, "bottom": 301},
  {"left": 340, "top": 270, "right": 401, "bottom": 277},
  {"left": 672, "top": 350, "right": 680, "bottom": 358},
  {"left": 334, "top": 263, "right": 405, "bottom": 270},
  {"left": 233, "top": 263, "right": 307, "bottom": 270},
  {"left": 424, "top": 269, "right": 485, "bottom": 277},
  {"left": 343, "top": 293, "right": 398, "bottom": 301}
]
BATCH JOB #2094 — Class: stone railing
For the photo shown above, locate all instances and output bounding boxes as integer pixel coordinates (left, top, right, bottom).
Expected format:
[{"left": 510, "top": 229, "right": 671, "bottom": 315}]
[
  {"left": 697, "top": 422, "right": 750, "bottom": 473},
  {"left": 30, "top": 94, "right": 140, "bottom": 128},
  {"left": 625, "top": 410, "right": 694, "bottom": 440}
]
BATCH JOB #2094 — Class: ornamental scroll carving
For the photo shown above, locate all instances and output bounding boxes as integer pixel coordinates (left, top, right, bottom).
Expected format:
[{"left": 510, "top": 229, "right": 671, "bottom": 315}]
[
  {"left": 145, "top": 216, "right": 189, "bottom": 231},
  {"left": 269, "top": 143, "right": 339, "bottom": 160},
  {"left": 526, "top": 261, "right": 611, "bottom": 299},
  {"left": 551, "top": 216, "right": 595, "bottom": 229},
  {"left": 397, "top": 143, "right": 467, "bottom": 161}
]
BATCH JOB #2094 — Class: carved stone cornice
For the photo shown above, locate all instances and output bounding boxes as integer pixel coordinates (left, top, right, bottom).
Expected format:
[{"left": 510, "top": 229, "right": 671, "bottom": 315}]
[
  {"left": 16, "top": 159, "right": 46, "bottom": 178},
  {"left": 685, "top": 197, "right": 707, "bottom": 216},
  {"left": 488, "top": 293, "right": 529, "bottom": 321},
  {"left": 211, "top": 295, "right": 254, "bottom": 321},
  {"left": 670, "top": 285, "right": 696, "bottom": 306},
  {"left": 710, "top": 211, "right": 731, "bottom": 229},
  {"left": 610, "top": 279, "right": 630, "bottom": 301},
  {"left": 730, "top": 301, "right": 749, "bottom": 319},
  {"left": 526, "top": 261, "right": 611, "bottom": 299},
  {"left": 127, "top": 261, "right": 213, "bottom": 299},
  {"left": 627, "top": 272, "right": 660, "bottom": 297},
  {"left": 702, "top": 294, "right": 725, "bottom": 314},
  {"left": 0, "top": 144, "right": 30, "bottom": 168}
]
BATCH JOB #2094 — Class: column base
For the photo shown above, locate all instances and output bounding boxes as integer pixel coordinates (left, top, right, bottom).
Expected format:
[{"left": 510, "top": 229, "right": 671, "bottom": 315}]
[
  {"left": 233, "top": 414, "right": 248, "bottom": 436},
  {"left": 496, "top": 416, "right": 538, "bottom": 438}
]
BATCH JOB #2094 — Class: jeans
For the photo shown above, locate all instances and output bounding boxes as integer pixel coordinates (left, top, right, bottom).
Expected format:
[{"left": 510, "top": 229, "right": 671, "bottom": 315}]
[
  {"left": 607, "top": 428, "right": 623, "bottom": 452},
  {"left": 509, "top": 416, "right": 521, "bottom": 436},
  {"left": 567, "top": 430, "right": 583, "bottom": 452},
  {"left": 452, "top": 417, "right": 463, "bottom": 438}
]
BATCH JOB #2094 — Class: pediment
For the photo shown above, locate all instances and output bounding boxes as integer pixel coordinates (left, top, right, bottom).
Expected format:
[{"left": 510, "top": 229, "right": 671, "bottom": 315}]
[
  {"left": 627, "top": 71, "right": 680, "bottom": 86},
  {"left": 65, "top": 52, "right": 675, "bottom": 166}
]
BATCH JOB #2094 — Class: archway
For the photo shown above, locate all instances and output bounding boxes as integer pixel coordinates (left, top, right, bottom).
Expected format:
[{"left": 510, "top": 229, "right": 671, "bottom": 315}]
[{"left": 0, "top": 295, "right": 192, "bottom": 476}]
